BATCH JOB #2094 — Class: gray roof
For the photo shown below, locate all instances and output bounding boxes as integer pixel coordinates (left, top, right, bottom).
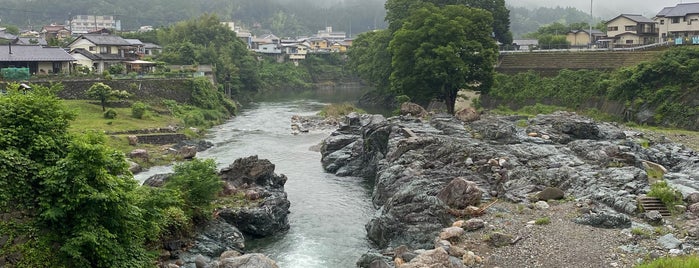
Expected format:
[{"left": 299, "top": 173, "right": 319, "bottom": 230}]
[
  {"left": 663, "top": 3, "right": 699, "bottom": 17},
  {"left": 70, "top": 48, "right": 125, "bottom": 61},
  {"left": 79, "top": 34, "right": 131, "bottom": 46},
  {"left": 0, "top": 45, "right": 75, "bottom": 62},
  {"left": 656, "top": 7, "right": 674, "bottom": 17},
  {"left": 124, "top": 39, "right": 143, "bottom": 46},
  {"left": 143, "top": 42, "right": 161, "bottom": 49},
  {"left": 618, "top": 14, "right": 655, "bottom": 23}
]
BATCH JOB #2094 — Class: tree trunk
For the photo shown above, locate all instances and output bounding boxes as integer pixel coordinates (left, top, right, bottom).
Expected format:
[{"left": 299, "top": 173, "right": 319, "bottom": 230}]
[{"left": 445, "top": 86, "right": 456, "bottom": 115}]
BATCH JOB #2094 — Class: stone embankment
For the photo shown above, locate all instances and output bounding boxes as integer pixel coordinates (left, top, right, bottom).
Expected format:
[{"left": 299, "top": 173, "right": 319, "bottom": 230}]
[
  {"left": 321, "top": 107, "right": 699, "bottom": 267},
  {"left": 144, "top": 155, "right": 289, "bottom": 268}
]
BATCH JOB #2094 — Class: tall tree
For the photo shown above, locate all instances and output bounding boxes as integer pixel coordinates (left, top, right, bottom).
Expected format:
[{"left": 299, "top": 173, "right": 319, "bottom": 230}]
[
  {"left": 385, "top": 0, "right": 512, "bottom": 44},
  {"left": 86, "top": 82, "right": 130, "bottom": 111},
  {"left": 347, "top": 30, "right": 393, "bottom": 91},
  {"left": 389, "top": 4, "right": 497, "bottom": 114}
]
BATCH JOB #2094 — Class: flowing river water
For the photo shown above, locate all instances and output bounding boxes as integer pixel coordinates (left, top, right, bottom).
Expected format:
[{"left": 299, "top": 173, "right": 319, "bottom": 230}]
[{"left": 135, "top": 90, "right": 380, "bottom": 268}]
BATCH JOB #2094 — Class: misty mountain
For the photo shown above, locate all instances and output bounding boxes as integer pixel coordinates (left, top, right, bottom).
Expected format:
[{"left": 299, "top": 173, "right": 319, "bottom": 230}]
[{"left": 0, "top": 0, "right": 387, "bottom": 37}]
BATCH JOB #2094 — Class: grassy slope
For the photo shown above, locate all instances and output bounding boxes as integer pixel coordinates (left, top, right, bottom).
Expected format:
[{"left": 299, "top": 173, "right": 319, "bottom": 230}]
[{"left": 63, "top": 100, "right": 180, "bottom": 133}]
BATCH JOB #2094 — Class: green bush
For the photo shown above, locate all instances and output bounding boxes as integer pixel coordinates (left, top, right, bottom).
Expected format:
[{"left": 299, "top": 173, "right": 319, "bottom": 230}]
[
  {"left": 164, "top": 159, "right": 223, "bottom": 222},
  {"left": 647, "top": 181, "right": 683, "bottom": 213},
  {"left": 131, "top": 101, "right": 148, "bottom": 119},
  {"left": 636, "top": 255, "right": 699, "bottom": 268},
  {"left": 103, "top": 108, "right": 117, "bottom": 119},
  {"left": 183, "top": 110, "right": 206, "bottom": 127},
  {"left": 534, "top": 217, "right": 551, "bottom": 225},
  {"left": 318, "top": 103, "right": 366, "bottom": 118}
]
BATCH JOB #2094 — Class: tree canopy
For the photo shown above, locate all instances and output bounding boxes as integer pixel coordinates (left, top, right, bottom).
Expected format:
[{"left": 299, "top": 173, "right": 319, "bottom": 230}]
[
  {"left": 0, "top": 84, "right": 151, "bottom": 267},
  {"left": 389, "top": 4, "right": 497, "bottom": 114},
  {"left": 156, "top": 14, "right": 260, "bottom": 93},
  {"left": 385, "top": 0, "right": 511, "bottom": 44}
]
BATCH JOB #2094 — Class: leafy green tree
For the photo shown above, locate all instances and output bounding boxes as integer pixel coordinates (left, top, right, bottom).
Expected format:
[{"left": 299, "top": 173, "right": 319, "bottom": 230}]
[
  {"left": 0, "top": 84, "right": 151, "bottom": 267},
  {"left": 38, "top": 132, "right": 150, "bottom": 267},
  {"left": 347, "top": 30, "right": 393, "bottom": 92},
  {"left": 389, "top": 4, "right": 498, "bottom": 114},
  {"left": 385, "top": 0, "right": 512, "bottom": 44},
  {"left": 86, "top": 82, "right": 131, "bottom": 111},
  {"left": 164, "top": 159, "right": 222, "bottom": 221},
  {"left": 156, "top": 14, "right": 260, "bottom": 92},
  {"left": 538, "top": 34, "right": 570, "bottom": 49}
]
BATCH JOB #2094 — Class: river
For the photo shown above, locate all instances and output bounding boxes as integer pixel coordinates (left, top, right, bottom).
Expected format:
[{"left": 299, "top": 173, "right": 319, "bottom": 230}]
[{"left": 135, "top": 93, "right": 377, "bottom": 268}]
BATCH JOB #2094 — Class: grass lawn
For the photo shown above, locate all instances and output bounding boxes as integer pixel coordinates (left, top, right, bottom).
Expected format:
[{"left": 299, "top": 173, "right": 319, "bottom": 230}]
[
  {"left": 63, "top": 100, "right": 185, "bottom": 166},
  {"left": 63, "top": 100, "right": 181, "bottom": 134}
]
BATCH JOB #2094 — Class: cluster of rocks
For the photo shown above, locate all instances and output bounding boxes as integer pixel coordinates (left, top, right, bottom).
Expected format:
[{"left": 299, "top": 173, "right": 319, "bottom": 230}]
[
  {"left": 128, "top": 139, "right": 214, "bottom": 174},
  {"left": 290, "top": 114, "right": 340, "bottom": 135},
  {"left": 320, "top": 105, "right": 699, "bottom": 266},
  {"left": 144, "top": 155, "right": 289, "bottom": 268}
]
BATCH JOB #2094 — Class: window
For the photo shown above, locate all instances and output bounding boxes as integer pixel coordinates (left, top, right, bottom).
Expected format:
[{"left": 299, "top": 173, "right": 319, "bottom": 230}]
[
  {"left": 672, "top": 17, "right": 680, "bottom": 24},
  {"left": 607, "top": 26, "right": 619, "bottom": 31},
  {"left": 89, "top": 46, "right": 95, "bottom": 51},
  {"left": 626, "top": 40, "right": 634, "bottom": 44},
  {"left": 100, "top": 46, "right": 110, "bottom": 54},
  {"left": 625, "top": 26, "right": 636, "bottom": 31},
  {"left": 660, "top": 19, "right": 665, "bottom": 25}
]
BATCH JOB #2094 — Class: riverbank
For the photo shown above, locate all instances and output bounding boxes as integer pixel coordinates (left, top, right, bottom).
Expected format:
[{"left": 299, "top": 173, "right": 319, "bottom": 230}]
[{"left": 321, "top": 109, "right": 699, "bottom": 267}]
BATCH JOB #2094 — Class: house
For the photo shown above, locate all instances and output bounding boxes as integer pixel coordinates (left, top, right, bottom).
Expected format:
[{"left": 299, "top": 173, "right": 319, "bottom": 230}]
[
  {"left": 606, "top": 14, "right": 658, "bottom": 47},
  {"left": 124, "top": 39, "right": 145, "bottom": 59},
  {"left": 0, "top": 45, "right": 74, "bottom": 75},
  {"left": 315, "top": 26, "right": 346, "bottom": 40},
  {"left": 67, "top": 34, "right": 131, "bottom": 73},
  {"left": 655, "top": 2, "right": 699, "bottom": 43},
  {"left": 40, "top": 24, "right": 71, "bottom": 40},
  {"left": 253, "top": 43, "right": 282, "bottom": 54},
  {"left": 512, "top": 39, "right": 538, "bottom": 51},
  {"left": 566, "top": 29, "right": 606, "bottom": 47},
  {"left": 143, "top": 43, "right": 162, "bottom": 56}
]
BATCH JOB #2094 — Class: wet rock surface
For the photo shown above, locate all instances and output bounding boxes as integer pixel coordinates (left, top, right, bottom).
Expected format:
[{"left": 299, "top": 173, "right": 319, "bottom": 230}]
[
  {"left": 217, "top": 156, "right": 291, "bottom": 237},
  {"left": 321, "top": 111, "right": 699, "bottom": 252}
]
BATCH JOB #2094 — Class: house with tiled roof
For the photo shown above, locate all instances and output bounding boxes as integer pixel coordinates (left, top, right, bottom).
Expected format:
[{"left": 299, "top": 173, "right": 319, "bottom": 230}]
[
  {"left": 67, "top": 34, "right": 132, "bottom": 73},
  {"left": 40, "top": 24, "right": 71, "bottom": 40},
  {"left": 655, "top": 2, "right": 699, "bottom": 43},
  {"left": 0, "top": 45, "right": 74, "bottom": 75},
  {"left": 605, "top": 14, "right": 658, "bottom": 47},
  {"left": 566, "top": 29, "right": 606, "bottom": 47}
]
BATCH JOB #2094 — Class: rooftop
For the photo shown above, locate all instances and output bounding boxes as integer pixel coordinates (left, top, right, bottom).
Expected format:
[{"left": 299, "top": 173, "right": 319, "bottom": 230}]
[{"left": 0, "top": 45, "right": 75, "bottom": 62}]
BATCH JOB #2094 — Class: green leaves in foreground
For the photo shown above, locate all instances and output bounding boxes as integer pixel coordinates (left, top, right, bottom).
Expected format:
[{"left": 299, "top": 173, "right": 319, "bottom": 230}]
[{"left": 165, "top": 159, "right": 223, "bottom": 222}]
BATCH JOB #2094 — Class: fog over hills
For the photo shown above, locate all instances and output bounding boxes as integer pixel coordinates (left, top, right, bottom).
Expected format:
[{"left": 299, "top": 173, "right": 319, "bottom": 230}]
[{"left": 506, "top": 0, "right": 685, "bottom": 19}]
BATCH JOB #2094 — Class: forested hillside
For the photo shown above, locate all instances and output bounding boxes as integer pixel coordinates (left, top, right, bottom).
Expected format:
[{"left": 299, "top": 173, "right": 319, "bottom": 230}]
[
  {"left": 509, "top": 5, "right": 602, "bottom": 38},
  {"left": 0, "top": 0, "right": 386, "bottom": 37}
]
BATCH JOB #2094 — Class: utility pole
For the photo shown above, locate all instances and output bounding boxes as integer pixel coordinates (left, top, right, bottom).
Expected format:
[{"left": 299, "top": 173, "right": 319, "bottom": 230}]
[{"left": 589, "top": 0, "right": 593, "bottom": 48}]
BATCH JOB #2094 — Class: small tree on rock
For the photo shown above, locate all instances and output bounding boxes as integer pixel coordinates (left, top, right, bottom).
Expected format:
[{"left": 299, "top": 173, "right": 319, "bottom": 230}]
[{"left": 86, "top": 82, "right": 130, "bottom": 111}]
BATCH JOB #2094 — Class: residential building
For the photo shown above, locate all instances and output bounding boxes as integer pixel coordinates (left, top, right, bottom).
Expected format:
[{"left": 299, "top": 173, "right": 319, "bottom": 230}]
[
  {"left": 0, "top": 45, "right": 74, "bottom": 75},
  {"left": 124, "top": 39, "right": 145, "bottom": 59},
  {"left": 315, "top": 26, "right": 346, "bottom": 40},
  {"left": 143, "top": 43, "right": 162, "bottom": 56},
  {"left": 566, "top": 29, "right": 606, "bottom": 47},
  {"left": 655, "top": 2, "right": 699, "bottom": 43},
  {"left": 606, "top": 14, "right": 658, "bottom": 47},
  {"left": 512, "top": 39, "right": 538, "bottom": 51},
  {"left": 40, "top": 24, "right": 71, "bottom": 40},
  {"left": 67, "top": 34, "right": 131, "bottom": 73},
  {"left": 67, "top": 15, "right": 121, "bottom": 34}
]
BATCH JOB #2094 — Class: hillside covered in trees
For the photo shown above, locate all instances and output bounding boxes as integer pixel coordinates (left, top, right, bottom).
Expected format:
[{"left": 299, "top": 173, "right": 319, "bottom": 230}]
[{"left": 0, "top": 0, "right": 386, "bottom": 37}]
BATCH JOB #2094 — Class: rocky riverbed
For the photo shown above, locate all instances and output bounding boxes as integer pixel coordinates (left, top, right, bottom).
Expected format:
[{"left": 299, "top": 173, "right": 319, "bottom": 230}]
[{"left": 321, "top": 109, "right": 699, "bottom": 267}]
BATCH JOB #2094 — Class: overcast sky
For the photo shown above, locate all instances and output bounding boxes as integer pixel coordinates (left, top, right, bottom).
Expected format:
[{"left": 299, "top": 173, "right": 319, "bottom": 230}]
[{"left": 506, "top": 0, "right": 686, "bottom": 19}]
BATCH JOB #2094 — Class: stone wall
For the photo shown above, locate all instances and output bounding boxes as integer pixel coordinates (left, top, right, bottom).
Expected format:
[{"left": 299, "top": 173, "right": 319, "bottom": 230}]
[
  {"left": 28, "top": 78, "right": 195, "bottom": 103},
  {"left": 135, "top": 134, "right": 188, "bottom": 145}
]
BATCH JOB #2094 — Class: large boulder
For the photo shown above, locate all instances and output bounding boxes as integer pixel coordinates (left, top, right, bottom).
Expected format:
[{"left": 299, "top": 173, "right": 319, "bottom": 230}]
[
  {"left": 217, "top": 156, "right": 290, "bottom": 237},
  {"left": 455, "top": 107, "right": 480, "bottom": 123},
  {"left": 400, "top": 102, "right": 427, "bottom": 118},
  {"left": 436, "top": 178, "right": 482, "bottom": 209},
  {"left": 219, "top": 253, "right": 279, "bottom": 268}
]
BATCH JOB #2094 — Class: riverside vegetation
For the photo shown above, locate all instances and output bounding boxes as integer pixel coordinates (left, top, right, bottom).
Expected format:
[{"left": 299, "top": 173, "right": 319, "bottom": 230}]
[{"left": 0, "top": 78, "right": 252, "bottom": 267}]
